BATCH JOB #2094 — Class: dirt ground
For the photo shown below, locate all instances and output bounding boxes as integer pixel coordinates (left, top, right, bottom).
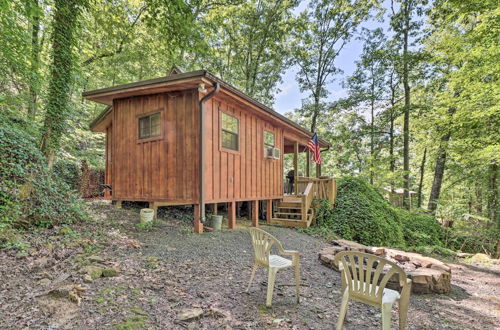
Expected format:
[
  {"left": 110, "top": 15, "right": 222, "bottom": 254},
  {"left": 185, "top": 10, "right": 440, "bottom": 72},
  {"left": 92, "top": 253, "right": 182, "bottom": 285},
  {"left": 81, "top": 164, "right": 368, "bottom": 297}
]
[{"left": 0, "top": 201, "right": 498, "bottom": 329}]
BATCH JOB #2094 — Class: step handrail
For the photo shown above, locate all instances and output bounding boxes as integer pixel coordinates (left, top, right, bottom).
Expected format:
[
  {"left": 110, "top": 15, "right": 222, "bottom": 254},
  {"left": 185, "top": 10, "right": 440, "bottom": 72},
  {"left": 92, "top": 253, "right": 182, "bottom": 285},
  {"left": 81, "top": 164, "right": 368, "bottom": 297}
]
[{"left": 301, "top": 182, "right": 314, "bottom": 222}]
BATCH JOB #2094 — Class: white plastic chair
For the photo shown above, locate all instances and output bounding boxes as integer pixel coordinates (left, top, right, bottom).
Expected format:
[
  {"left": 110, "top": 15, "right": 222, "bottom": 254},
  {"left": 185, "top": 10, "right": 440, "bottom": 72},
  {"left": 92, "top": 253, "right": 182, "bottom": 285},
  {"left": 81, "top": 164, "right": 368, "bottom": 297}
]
[
  {"left": 246, "top": 227, "right": 301, "bottom": 306},
  {"left": 334, "top": 251, "right": 412, "bottom": 330}
]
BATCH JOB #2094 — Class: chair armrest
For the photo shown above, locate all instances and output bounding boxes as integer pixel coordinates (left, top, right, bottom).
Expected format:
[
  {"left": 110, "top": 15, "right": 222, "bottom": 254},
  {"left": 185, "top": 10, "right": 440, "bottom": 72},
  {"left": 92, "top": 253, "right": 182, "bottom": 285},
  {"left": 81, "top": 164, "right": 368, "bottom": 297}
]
[{"left": 281, "top": 250, "right": 300, "bottom": 265}]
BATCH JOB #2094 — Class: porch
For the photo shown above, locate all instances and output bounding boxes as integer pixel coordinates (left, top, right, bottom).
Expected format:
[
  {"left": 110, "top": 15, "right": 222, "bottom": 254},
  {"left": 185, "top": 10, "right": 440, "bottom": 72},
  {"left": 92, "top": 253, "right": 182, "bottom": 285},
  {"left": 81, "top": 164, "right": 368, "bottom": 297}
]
[{"left": 271, "top": 139, "right": 337, "bottom": 228}]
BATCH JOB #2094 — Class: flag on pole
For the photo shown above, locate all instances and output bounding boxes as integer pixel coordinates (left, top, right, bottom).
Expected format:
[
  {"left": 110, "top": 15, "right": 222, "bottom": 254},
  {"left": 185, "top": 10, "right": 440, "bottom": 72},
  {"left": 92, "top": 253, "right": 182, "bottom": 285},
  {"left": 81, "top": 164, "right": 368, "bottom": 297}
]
[{"left": 307, "top": 133, "right": 321, "bottom": 164}]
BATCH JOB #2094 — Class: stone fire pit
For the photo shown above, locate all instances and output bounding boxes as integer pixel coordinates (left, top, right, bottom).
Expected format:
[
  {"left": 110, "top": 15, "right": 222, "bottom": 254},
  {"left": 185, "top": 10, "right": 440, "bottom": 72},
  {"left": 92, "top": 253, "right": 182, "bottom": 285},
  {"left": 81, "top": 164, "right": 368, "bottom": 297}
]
[{"left": 319, "top": 240, "right": 452, "bottom": 294}]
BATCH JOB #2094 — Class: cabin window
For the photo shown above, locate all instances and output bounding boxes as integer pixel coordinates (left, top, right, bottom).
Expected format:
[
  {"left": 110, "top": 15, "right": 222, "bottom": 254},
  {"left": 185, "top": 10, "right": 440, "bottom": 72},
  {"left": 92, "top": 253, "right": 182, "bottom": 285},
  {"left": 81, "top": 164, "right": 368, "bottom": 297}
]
[
  {"left": 138, "top": 112, "right": 161, "bottom": 139},
  {"left": 221, "top": 112, "right": 239, "bottom": 151},
  {"left": 264, "top": 131, "right": 275, "bottom": 147}
]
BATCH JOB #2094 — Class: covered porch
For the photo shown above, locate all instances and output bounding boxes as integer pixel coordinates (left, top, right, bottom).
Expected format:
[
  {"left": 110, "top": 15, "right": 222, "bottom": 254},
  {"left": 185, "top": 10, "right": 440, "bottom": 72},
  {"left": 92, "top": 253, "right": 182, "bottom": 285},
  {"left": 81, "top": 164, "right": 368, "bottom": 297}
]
[{"left": 270, "top": 137, "right": 337, "bottom": 228}]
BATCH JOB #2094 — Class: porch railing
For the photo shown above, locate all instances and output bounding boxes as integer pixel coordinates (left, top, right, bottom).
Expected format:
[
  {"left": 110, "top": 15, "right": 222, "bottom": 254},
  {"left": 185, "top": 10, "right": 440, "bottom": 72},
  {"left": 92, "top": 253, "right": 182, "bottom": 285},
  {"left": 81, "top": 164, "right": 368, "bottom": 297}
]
[{"left": 296, "top": 177, "right": 337, "bottom": 206}]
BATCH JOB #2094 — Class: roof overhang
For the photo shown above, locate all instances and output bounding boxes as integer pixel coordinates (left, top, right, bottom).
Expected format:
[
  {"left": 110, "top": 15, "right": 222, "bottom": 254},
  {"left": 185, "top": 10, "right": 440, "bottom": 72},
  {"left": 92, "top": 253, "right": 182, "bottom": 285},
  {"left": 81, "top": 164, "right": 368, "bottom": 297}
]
[{"left": 84, "top": 70, "right": 330, "bottom": 148}]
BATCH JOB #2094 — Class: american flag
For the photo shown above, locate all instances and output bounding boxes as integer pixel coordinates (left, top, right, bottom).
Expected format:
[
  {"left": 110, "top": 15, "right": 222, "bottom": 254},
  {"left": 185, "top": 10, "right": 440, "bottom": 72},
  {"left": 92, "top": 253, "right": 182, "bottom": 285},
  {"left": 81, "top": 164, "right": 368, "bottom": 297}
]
[{"left": 308, "top": 133, "right": 321, "bottom": 164}]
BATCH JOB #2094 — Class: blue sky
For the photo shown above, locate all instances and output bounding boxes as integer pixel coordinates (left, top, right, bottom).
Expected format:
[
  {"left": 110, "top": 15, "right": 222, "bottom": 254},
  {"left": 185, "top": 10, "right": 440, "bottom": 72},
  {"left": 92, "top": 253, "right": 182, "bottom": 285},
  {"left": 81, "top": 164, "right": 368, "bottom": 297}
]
[{"left": 274, "top": 1, "right": 389, "bottom": 114}]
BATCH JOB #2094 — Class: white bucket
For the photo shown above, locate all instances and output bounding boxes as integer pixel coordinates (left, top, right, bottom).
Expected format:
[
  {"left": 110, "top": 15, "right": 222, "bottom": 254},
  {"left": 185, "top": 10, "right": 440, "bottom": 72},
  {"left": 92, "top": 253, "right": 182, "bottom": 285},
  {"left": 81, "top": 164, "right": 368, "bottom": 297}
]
[{"left": 140, "top": 208, "right": 155, "bottom": 224}]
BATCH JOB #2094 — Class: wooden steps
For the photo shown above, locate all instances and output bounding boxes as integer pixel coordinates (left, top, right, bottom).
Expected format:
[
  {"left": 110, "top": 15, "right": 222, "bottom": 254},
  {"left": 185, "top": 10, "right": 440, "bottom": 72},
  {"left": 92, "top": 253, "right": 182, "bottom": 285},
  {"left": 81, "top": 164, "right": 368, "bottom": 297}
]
[{"left": 270, "top": 197, "right": 314, "bottom": 228}]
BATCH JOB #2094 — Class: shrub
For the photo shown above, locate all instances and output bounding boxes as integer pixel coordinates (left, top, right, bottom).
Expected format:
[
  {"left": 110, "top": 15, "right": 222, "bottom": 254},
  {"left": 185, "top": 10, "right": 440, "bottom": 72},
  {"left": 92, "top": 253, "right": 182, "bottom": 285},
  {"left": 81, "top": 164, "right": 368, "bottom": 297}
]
[
  {"left": 322, "top": 177, "right": 405, "bottom": 247},
  {"left": 0, "top": 115, "right": 88, "bottom": 237},
  {"left": 395, "top": 209, "right": 443, "bottom": 247},
  {"left": 53, "top": 160, "right": 81, "bottom": 191}
]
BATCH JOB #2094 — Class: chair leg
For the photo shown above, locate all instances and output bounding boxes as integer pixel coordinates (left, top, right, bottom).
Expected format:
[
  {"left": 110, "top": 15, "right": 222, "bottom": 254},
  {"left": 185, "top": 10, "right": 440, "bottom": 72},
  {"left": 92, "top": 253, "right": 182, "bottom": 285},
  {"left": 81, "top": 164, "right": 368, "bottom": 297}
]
[
  {"left": 294, "top": 264, "right": 301, "bottom": 303},
  {"left": 382, "top": 303, "right": 393, "bottom": 330},
  {"left": 399, "top": 297, "right": 409, "bottom": 330},
  {"left": 266, "top": 268, "right": 278, "bottom": 307},
  {"left": 246, "top": 263, "right": 258, "bottom": 292},
  {"left": 336, "top": 288, "right": 349, "bottom": 330}
]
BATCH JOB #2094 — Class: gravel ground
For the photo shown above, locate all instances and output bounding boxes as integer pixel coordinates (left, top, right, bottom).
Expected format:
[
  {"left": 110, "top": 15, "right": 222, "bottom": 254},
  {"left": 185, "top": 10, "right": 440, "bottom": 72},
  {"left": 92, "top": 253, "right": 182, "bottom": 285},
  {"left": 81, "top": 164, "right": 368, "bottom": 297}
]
[{"left": 0, "top": 201, "right": 498, "bottom": 329}]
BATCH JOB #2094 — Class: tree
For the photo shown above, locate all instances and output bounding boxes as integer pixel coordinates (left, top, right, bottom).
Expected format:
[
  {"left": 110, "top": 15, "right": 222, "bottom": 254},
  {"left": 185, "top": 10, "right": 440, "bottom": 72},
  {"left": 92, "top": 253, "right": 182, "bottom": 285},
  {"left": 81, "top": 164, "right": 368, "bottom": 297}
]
[
  {"left": 293, "top": 0, "right": 374, "bottom": 133},
  {"left": 25, "top": 0, "right": 42, "bottom": 119},
  {"left": 205, "top": 0, "right": 298, "bottom": 105},
  {"left": 346, "top": 28, "right": 390, "bottom": 184},
  {"left": 39, "top": 0, "right": 83, "bottom": 167},
  {"left": 390, "top": 0, "right": 427, "bottom": 209}
]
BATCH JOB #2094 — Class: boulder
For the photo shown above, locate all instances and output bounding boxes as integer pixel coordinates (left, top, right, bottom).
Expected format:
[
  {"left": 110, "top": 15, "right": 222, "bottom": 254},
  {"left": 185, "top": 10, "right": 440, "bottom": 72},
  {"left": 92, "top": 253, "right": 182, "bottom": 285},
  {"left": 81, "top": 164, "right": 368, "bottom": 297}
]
[
  {"left": 318, "top": 240, "right": 452, "bottom": 294},
  {"left": 176, "top": 308, "right": 204, "bottom": 322}
]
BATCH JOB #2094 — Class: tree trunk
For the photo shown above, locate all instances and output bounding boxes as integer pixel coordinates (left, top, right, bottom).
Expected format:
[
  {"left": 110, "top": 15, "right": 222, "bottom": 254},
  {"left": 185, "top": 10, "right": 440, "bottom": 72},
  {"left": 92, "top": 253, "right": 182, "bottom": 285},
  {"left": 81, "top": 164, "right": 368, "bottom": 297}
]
[
  {"left": 417, "top": 147, "right": 427, "bottom": 208},
  {"left": 27, "top": 0, "right": 41, "bottom": 119},
  {"left": 487, "top": 162, "right": 498, "bottom": 227},
  {"left": 370, "top": 76, "right": 375, "bottom": 185},
  {"left": 39, "top": 0, "right": 80, "bottom": 167},
  {"left": 427, "top": 132, "right": 450, "bottom": 212},
  {"left": 310, "top": 94, "right": 320, "bottom": 133},
  {"left": 402, "top": 7, "right": 411, "bottom": 210}
]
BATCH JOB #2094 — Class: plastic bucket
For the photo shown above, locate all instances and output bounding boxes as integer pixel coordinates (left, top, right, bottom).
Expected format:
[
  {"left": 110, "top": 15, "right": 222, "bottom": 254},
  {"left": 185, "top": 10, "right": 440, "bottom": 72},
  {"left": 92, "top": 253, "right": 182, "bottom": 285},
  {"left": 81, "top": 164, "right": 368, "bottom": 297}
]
[
  {"left": 140, "top": 208, "right": 155, "bottom": 224},
  {"left": 211, "top": 215, "right": 223, "bottom": 231}
]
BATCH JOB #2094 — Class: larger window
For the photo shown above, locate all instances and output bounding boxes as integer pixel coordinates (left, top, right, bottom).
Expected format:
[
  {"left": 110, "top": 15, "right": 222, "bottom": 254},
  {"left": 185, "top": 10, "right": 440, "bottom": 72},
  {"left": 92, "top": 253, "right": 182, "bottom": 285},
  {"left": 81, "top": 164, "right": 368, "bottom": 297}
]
[
  {"left": 138, "top": 112, "right": 161, "bottom": 139},
  {"left": 221, "top": 112, "right": 239, "bottom": 151}
]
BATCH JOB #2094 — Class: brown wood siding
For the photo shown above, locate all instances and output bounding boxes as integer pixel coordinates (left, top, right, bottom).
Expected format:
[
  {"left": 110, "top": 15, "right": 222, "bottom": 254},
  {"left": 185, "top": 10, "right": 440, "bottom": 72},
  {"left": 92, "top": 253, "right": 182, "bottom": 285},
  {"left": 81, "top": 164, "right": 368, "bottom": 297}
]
[
  {"left": 204, "top": 95, "right": 283, "bottom": 203},
  {"left": 111, "top": 90, "right": 199, "bottom": 202}
]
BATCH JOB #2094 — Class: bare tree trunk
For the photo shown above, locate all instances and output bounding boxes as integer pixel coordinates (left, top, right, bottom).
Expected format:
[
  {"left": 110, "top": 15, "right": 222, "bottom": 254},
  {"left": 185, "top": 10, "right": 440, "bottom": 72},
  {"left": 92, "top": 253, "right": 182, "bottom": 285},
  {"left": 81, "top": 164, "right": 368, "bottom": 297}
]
[
  {"left": 370, "top": 75, "right": 375, "bottom": 185},
  {"left": 402, "top": 4, "right": 411, "bottom": 210},
  {"left": 417, "top": 147, "right": 427, "bottom": 208},
  {"left": 428, "top": 132, "right": 450, "bottom": 212},
  {"left": 27, "top": 0, "right": 41, "bottom": 119},
  {"left": 487, "top": 162, "right": 498, "bottom": 226}
]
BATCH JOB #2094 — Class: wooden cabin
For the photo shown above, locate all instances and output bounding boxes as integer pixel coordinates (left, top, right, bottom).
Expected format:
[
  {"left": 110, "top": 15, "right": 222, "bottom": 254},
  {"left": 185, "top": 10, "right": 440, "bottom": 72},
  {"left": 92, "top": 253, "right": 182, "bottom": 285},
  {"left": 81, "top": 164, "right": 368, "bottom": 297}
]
[{"left": 84, "top": 67, "right": 336, "bottom": 233}]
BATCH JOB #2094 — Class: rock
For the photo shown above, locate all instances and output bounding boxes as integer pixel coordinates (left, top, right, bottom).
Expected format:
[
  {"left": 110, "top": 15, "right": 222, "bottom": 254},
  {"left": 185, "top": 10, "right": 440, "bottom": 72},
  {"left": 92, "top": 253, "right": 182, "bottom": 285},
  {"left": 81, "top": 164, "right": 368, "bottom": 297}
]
[
  {"left": 88, "top": 255, "right": 106, "bottom": 264},
  {"left": 83, "top": 274, "right": 93, "bottom": 283},
  {"left": 48, "top": 284, "right": 86, "bottom": 305},
  {"left": 83, "top": 266, "right": 103, "bottom": 279},
  {"left": 34, "top": 257, "right": 49, "bottom": 269},
  {"left": 102, "top": 268, "right": 118, "bottom": 277},
  {"left": 366, "top": 247, "right": 385, "bottom": 255},
  {"left": 469, "top": 253, "right": 491, "bottom": 264},
  {"left": 38, "top": 278, "right": 51, "bottom": 286},
  {"left": 318, "top": 241, "right": 452, "bottom": 294},
  {"left": 176, "top": 308, "right": 204, "bottom": 322}
]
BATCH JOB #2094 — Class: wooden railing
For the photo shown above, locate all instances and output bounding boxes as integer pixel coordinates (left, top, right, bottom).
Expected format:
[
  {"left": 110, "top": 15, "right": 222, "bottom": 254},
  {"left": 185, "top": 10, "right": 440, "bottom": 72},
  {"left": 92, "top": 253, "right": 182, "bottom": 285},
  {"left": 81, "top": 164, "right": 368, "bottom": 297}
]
[
  {"left": 301, "top": 182, "right": 314, "bottom": 221},
  {"left": 296, "top": 177, "right": 337, "bottom": 206}
]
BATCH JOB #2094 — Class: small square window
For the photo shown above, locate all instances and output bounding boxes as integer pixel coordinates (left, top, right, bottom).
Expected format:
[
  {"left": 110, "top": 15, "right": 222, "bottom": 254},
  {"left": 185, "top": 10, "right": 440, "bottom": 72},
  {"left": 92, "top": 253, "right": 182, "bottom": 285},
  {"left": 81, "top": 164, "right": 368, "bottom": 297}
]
[
  {"left": 264, "top": 131, "right": 275, "bottom": 147},
  {"left": 221, "top": 112, "right": 239, "bottom": 151},
  {"left": 138, "top": 112, "right": 161, "bottom": 139}
]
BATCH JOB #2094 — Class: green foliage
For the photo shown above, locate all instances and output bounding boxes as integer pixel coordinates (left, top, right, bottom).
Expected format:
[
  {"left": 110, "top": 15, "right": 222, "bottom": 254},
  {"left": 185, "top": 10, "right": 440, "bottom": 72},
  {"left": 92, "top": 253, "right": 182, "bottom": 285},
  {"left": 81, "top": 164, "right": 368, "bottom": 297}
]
[
  {"left": 53, "top": 160, "right": 81, "bottom": 191},
  {"left": 310, "top": 177, "right": 449, "bottom": 251},
  {"left": 0, "top": 115, "right": 88, "bottom": 241},
  {"left": 395, "top": 209, "right": 443, "bottom": 247},
  {"left": 318, "top": 177, "right": 405, "bottom": 246}
]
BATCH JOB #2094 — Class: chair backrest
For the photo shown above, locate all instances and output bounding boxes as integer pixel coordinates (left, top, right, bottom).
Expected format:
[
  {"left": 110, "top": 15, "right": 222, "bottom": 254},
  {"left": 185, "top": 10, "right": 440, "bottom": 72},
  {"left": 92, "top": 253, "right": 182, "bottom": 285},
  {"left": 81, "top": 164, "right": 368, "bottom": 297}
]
[
  {"left": 334, "top": 251, "right": 408, "bottom": 305},
  {"left": 247, "top": 228, "right": 283, "bottom": 267}
]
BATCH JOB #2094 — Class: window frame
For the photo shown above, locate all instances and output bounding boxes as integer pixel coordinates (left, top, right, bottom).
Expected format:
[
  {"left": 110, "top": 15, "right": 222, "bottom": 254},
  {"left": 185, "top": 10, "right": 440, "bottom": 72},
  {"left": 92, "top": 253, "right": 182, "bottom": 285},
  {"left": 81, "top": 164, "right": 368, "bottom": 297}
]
[
  {"left": 263, "top": 130, "right": 278, "bottom": 160},
  {"left": 136, "top": 109, "right": 164, "bottom": 143},
  {"left": 219, "top": 110, "right": 240, "bottom": 153}
]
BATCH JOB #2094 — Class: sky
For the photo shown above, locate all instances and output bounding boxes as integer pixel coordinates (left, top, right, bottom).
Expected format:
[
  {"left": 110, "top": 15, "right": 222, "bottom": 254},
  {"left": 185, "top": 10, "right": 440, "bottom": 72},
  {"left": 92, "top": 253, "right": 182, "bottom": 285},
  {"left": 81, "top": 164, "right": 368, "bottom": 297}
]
[{"left": 274, "top": 1, "right": 389, "bottom": 114}]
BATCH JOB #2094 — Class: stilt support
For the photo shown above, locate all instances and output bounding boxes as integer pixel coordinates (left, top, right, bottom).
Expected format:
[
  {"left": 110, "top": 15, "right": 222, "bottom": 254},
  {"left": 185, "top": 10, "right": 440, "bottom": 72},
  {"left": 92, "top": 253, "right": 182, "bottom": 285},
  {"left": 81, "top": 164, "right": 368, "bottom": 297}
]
[
  {"left": 251, "top": 200, "right": 259, "bottom": 227},
  {"left": 266, "top": 200, "right": 272, "bottom": 224},
  {"left": 114, "top": 200, "right": 122, "bottom": 209},
  {"left": 149, "top": 202, "right": 158, "bottom": 219},
  {"left": 228, "top": 201, "right": 236, "bottom": 229},
  {"left": 193, "top": 204, "right": 203, "bottom": 234}
]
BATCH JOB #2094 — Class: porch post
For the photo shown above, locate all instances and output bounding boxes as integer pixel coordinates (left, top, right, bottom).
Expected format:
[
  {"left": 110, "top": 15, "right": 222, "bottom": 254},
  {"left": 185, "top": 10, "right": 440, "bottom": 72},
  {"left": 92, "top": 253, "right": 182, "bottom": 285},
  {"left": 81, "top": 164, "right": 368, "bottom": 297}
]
[
  {"left": 194, "top": 204, "right": 203, "bottom": 233},
  {"left": 316, "top": 162, "right": 321, "bottom": 178},
  {"left": 294, "top": 141, "right": 299, "bottom": 195},
  {"left": 251, "top": 200, "right": 259, "bottom": 227},
  {"left": 266, "top": 199, "right": 273, "bottom": 224},
  {"left": 228, "top": 201, "right": 236, "bottom": 229},
  {"left": 306, "top": 149, "right": 310, "bottom": 177}
]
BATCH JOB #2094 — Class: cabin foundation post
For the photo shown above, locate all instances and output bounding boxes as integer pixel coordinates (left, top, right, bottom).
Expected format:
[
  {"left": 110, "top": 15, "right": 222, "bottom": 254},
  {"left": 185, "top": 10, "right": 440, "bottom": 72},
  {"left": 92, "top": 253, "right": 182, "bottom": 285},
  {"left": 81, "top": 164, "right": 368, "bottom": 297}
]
[
  {"left": 251, "top": 200, "right": 259, "bottom": 227},
  {"left": 266, "top": 200, "right": 273, "bottom": 224},
  {"left": 228, "top": 201, "right": 236, "bottom": 229},
  {"left": 212, "top": 203, "right": 218, "bottom": 215},
  {"left": 114, "top": 200, "right": 122, "bottom": 209},
  {"left": 149, "top": 202, "right": 158, "bottom": 219},
  {"left": 193, "top": 204, "right": 203, "bottom": 234}
]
